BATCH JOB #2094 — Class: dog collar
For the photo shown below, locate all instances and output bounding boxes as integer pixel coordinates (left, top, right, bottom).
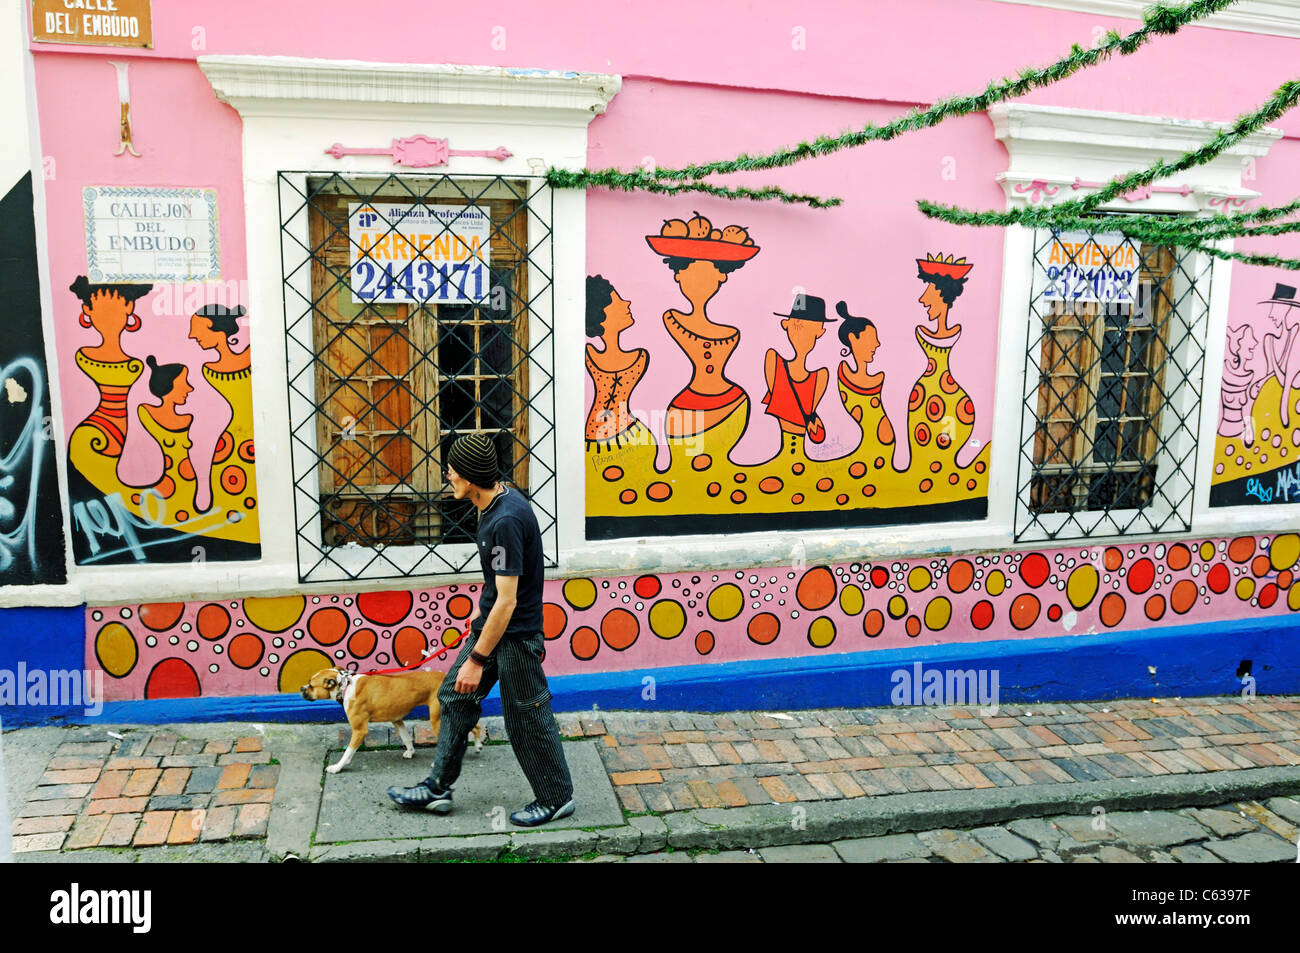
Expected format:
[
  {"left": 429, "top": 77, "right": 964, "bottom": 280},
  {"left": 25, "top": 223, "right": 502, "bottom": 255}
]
[{"left": 333, "top": 670, "right": 355, "bottom": 705}]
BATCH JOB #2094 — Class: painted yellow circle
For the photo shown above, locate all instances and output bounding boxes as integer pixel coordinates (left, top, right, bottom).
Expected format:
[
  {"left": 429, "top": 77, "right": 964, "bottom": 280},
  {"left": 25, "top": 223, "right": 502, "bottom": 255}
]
[
  {"left": 907, "top": 567, "right": 932, "bottom": 592},
  {"left": 924, "top": 596, "right": 952, "bottom": 631},
  {"left": 1270, "top": 533, "right": 1300, "bottom": 572},
  {"left": 243, "top": 595, "right": 306, "bottom": 633},
  {"left": 986, "top": 570, "right": 1006, "bottom": 597},
  {"left": 808, "top": 616, "right": 836, "bottom": 648},
  {"left": 1200, "top": 541, "right": 1216, "bottom": 562},
  {"left": 1236, "top": 578, "right": 1255, "bottom": 601},
  {"left": 648, "top": 600, "right": 686, "bottom": 639},
  {"left": 95, "top": 622, "right": 137, "bottom": 678},
  {"left": 707, "top": 583, "right": 744, "bottom": 622},
  {"left": 1066, "top": 564, "right": 1099, "bottom": 610},
  {"left": 562, "top": 578, "right": 597, "bottom": 611},
  {"left": 1289, "top": 583, "right": 1300, "bottom": 611},
  {"left": 277, "top": 648, "right": 332, "bottom": 694},
  {"left": 838, "top": 584, "right": 864, "bottom": 616},
  {"left": 887, "top": 595, "right": 908, "bottom": 620}
]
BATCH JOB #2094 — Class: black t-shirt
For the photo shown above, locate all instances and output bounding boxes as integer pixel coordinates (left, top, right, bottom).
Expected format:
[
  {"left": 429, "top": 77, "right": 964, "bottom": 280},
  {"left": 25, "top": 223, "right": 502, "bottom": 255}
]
[{"left": 473, "top": 485, "right": 544, "bottom": 639}]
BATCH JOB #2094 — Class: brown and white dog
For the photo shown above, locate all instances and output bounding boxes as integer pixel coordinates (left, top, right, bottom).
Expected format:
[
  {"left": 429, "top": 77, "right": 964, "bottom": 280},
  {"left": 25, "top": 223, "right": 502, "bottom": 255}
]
[{"left": 300, "top": 667, "right": 484, "bottom": 773}]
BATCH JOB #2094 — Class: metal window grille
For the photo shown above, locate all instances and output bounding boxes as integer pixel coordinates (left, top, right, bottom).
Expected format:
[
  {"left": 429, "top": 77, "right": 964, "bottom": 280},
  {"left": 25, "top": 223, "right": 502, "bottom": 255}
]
[
  {"left": 1014, "top": 222, "right": 1211, "bottom": 542},
  {"left": 278, "top": 172, "right": 557, "bottom": 583}
]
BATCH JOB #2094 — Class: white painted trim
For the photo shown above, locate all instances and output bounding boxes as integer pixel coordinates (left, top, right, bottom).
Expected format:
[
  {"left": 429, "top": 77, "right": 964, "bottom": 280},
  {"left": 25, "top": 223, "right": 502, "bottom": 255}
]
[
  {"left": 988, "top": 0, "right": 1300, "bottom": 38},
  {"left": 988, "top": 102, "right": 1287, "bottom": 546}
]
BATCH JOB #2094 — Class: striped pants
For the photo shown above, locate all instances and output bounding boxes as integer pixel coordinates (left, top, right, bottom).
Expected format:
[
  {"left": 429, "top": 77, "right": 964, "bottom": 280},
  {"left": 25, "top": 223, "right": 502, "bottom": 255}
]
[{"left": 428, "top": 629, "right": 573, "bottom": 808}]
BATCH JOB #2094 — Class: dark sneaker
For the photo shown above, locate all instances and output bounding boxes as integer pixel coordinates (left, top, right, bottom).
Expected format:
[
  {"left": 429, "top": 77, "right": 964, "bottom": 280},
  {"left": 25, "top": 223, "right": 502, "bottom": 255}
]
[
  {"left": 387, "top": 779, "right": 453, "bottom": 813},
  {"left": 509, "top": 798, "right": 575, "bottom": 827}
]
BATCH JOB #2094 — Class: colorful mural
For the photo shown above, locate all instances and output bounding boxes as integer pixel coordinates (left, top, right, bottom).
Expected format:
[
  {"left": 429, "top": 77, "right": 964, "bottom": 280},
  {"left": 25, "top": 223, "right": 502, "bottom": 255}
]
[
  {"left": 64, "top": 280, "right": 259, "bottom": 564},
  {"left": 0, "top": 172, "right": 66, "bottom": 585},
  {"left": 584, "top": 214, "right": 989, "bottom": 538},
  {"left": 1211, "top": 280, "right": 1300, "bottom": 506},
  {"left": 89, "top": 533, "right": 1300, "bottom": 700}
]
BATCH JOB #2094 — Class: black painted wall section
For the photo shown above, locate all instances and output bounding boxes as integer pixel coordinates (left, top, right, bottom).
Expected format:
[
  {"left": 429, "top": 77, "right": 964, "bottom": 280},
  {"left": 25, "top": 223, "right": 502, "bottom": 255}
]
[{"left": 0, "top": 172, "right": 67, "bottom": 585}]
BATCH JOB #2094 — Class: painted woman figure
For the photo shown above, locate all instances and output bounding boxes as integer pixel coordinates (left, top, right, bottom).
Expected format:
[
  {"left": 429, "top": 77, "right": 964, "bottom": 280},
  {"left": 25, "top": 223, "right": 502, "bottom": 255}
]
[
  {"left": 134, "top": 356, "right": 199, "bottom": 522},
  {"left": 67, "top": 275, "right": 152, "bottom": 459},
  {"left": 908, "top": 254, "right": 976, "bottom": 470},
  {"left": 761, "top": 294, "right": 832, "bottom": 469},
  {"left": 1219, "top": 324, "right": 1258, "bottom": 443},
  {"left": 188, "top": 303, "right": 256, "bottom": 521},
  {"left": 585, "top": 275, "right": 655, "bottom": 468},
  {"left": 835, "top": 300, "right": 895, "bottom": 463},
  {"left": 646, "top": 214, "right": 759, "bottom": 469}
]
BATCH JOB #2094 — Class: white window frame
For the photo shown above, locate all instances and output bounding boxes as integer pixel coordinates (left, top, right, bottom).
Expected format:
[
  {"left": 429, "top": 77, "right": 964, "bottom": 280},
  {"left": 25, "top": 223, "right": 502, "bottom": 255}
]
[{"left": 986, "top": 102, "right": 1286, "bottom": 546}]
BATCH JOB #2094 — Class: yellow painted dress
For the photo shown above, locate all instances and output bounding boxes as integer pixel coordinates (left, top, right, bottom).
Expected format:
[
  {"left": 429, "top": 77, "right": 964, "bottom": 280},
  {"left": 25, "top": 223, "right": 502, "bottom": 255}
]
[
  {"left": 203, "top": 363, "right": 259, "bottom": 541},
  {"left": 69, "top": 350, "right": 143, "bottom": 461},
  {"left": 907, "top": 326, "right": 979, "bottom": 495},
  {"left": 135, "top": 406, "right": 199, "bottom": 524},
  {"left": 837, "top": 363, "right": 895, "bottom": 471}
]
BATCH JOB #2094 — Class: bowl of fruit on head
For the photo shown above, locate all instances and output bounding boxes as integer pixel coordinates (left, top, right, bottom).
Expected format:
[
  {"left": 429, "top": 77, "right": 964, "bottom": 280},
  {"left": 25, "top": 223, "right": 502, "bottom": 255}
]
[{"left": 646, "top": 211, "right": 760, "bottom": 262}]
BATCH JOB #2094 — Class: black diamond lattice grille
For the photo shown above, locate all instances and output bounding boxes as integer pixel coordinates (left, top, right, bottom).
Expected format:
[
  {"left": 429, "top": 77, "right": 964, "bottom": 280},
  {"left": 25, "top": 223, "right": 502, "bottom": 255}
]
[
  {"left": 278, "top": 172, "right": 557, "bottom": 583},
  {"left": 1014, "top": 223, "right": 1211, "bottom": 542}
]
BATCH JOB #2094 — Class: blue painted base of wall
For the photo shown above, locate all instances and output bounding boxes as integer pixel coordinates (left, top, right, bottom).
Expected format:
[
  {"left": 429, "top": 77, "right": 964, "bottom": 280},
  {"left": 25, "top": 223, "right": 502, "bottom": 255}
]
[{"left": 4, "top": 609, "right": 1295, "bottom": 726}]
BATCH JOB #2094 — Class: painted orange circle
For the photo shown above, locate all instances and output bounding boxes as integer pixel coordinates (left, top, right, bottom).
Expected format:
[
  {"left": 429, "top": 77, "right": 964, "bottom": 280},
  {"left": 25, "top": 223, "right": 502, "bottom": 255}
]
[
  {"left": 904, "top": 616, "right": 921, "bottom": 638},
  {"left": 620, "top": 488, "right": 638, "bottom": 504},
  {"left": 731, "top": 490, "right": 746, "bottom": 504},
  {"left": 816, "top": 478, "right": 833, "bottom": 492},
  {"left": 139, "top": 602, "right": 185, "bottom": 632},
  {"left": 746, "top": 613, "right": 781, "bottom": 645},
  {"left": 1170, "top": 579, "right": 1199, "bottom": 614},
  {"left": 175, "top": 511, "right": 189, "bottom": 521},
  {"left": 1166, "top": 543, "right": 1192, "bottom": 571},
  {"left": 695, "top": 630, "right": 715, "bottom": 655},
  {"left": 923, "top": 358, "right": 937, "bottom": 378},
  {"left": 691, "top": 454, "right": 712, "bottom": 471},
  {"left": 966, "top": 479, "right": 976, "bottom": 491},
  {"left": 1010, "top": 593, "right": 1041, "bottom": 630},
  {"left": 570, "top": 626, "right": 600, "bottom": 661},
  {"left": 874, "top": 457, "right": 885, "bottom": 469},
  {"left": 929, "top": 461, "right": 942, "bottom": 473},
  {"left": 1251, "top": 554, "right": 1271, "bottom": 578},
  {"left": 936, "top": 432, "right": 951, "bottom": 449},
  {"left": 393, "top": 626, "right": 428, "bottom": 667},
  {"left": 733, "top": 472, "right": 746, "bottom": 484},
  {"left": 848, "top": 462, "right": 867, "bottom": 479},
  {"left": 647, "top": 482, "right": 672, "bottom": 501},
  {"left": 792, "top": 462, "right": 805, "bottom": 475},
  {"left": 543, "top": 602, "right": 567, "bottom": 641},
  {"left": 759, "top": 476, "right": 784, "bottom": 493},
  {"left": 1144, "top": 595, "right": 1166, "bottom": 621},
  {"left": 1103, "top": 547, "right": 1124, "bottom": 571},
  {"left": 706, "top": 483, "right": 721, "bottom": 497},
  {"left": 919, "top": 479, "right": 933, "bottom": 492},
  {"left": 940, "top": 370, "right": 959, "bottom": 394},
  {"left": 228, "top": 633, "right": 265, "bottom": 669},
  {"left": 601, "top": 608, "right": 640, "bottom": 651},
  {"left": 178, "top": 457, "right": 196, "bottom": 481},
  {"left": 307, "top": 607, "right": 349, "bottom": 646},
  {"left": 791, "top": 493, "right": 804, "bottom": 504},
  {"left": 909, "top": 384, "right": 925, "bottom": 411},
  {"left": 1099, "top": 592, "right": 1126, "bottom": 627},
  {"left": 348, "top": 628, "right": 377, "bottom": 659},
  {"left": 947, "top": 559, "right": 975, "bottom": 593},
  {"left": 862, "top": 484, "right": 876, "bottom": 497},
  {"left": 156, "top": 475, "right": 176, "bottom": 499},
  {"left": 446, "top": 594, "right": 474, "bottom": 619},
  {"left": 196, "top": 603, "right": 230, "bottom": 640},
  {"left": 1228, "top": 537, "right": 1256, "bottom": 563},
  {"left": 863, "top": 609, "right": 884, "bottom": 637},
  {"left": 926, "top": 396, "right": 945, "bottom": 422},
  {"left": 1278, "top": 570, "right": 1293, "bottom": 589},
  {"left": 213, "top": 431, "right": 234, "bottom": 463},
  {"left": 975, "top": 461, "right": 986, "bottom": 474},
  {"left": 836, "top": 493, "right": 848, "bottom": 505},
  {"left": 949, "top": 473, "right": 959, "bottom": 485},
  {"left": 603, "top": 466, "right": 624, "bottom": 482},
  {"left": 956, "top": 397, "right": 976, "bottom": 424},
  {"left": 795, "top": 567, "right": 837, "bottom": 610},
  {"left": 914, "top": 423, "right": 931, "bottom": 446},
  {"left": 221, "top": 465, "right": 247, "bottom": 495},
  {"left": 238, "top": 440, "right": 255, "bottom": 463}
]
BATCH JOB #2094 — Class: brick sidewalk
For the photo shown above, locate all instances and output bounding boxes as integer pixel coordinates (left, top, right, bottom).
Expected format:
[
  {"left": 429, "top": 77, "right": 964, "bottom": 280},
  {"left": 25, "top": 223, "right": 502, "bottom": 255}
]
[
  {"left": 567, "top": 697, "right": 1300, "bottom": 815},
  {"left": 11, "top": 730, "right": 278, "bottom": 853}
]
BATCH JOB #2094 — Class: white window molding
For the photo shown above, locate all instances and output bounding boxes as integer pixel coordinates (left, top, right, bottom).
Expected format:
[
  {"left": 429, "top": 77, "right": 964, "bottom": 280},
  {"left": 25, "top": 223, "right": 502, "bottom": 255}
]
[
  {"left": 985, "top": 102, "right": 1293, "bottom": 547},
  {"left": 63, "top": 57, "right": 620, "bottom": 601},
  {"left": 989, "top": 0, "right": 1300, "bottom": 38}
]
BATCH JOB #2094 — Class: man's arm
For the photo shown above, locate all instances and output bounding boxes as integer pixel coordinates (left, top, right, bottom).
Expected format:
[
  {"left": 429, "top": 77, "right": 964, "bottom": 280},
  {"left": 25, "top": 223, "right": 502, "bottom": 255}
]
[{"left": 455, "top": 574, "right": 516, "bottom": 694}]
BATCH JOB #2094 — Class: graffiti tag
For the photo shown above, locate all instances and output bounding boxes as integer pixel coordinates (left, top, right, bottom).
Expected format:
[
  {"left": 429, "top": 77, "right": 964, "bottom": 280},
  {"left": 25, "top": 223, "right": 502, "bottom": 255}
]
[
  {"left": 0, "top": 358, "right": 47, "bottom": 577},
  {"left": 72, "top": 490, "right": 240, "bottom": 564}
]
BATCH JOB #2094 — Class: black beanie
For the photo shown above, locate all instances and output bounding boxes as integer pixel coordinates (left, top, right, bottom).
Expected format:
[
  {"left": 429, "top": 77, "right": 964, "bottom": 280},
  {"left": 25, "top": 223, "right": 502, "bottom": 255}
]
[{"left": 447, "top": 433, "right": 499, "bottom": 489}]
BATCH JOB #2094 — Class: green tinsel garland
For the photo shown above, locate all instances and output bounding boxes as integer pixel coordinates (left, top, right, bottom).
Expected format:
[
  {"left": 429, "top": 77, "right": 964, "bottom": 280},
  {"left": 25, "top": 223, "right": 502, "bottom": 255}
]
[{"left": 546, "top": 0, "right": 1240, "bottom": 206}]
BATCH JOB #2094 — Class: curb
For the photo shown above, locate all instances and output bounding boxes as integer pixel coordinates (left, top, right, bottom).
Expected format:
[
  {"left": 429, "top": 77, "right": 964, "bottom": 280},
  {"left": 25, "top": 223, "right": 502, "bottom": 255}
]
[{"left": 303, "top": 765, "right": 1300, "bottom": 862}]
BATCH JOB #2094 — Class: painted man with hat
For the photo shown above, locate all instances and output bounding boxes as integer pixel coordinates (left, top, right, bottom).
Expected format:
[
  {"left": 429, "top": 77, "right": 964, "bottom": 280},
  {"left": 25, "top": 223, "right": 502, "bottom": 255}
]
[
  {"left": 388, "top": 432, "right": 575, "bottom": 827},
  {"left": 1254, "top": 283, "right": 1300, "bottom": 428},
  {"left": 761, "top": 293, "right": 834, "bottom": 465}
]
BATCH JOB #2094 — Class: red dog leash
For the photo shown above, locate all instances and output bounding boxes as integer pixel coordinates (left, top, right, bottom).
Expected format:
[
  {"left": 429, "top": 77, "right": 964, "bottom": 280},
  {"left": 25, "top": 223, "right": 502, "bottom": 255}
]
[{"left": 360, "top": 629, "right": 464, "bottom": 676}]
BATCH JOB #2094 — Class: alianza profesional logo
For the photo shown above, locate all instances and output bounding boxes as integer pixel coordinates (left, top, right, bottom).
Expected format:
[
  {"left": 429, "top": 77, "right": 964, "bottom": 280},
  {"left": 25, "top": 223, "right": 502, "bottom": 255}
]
[
  {"left": 0, "top": 664, "right": 103, "bottom": 716},
  {"left": 890, "top": 662, "right": 1000, "bottom": 711},
  {"left": 50, "top": 884, "right": 151, "bottom": 933}
]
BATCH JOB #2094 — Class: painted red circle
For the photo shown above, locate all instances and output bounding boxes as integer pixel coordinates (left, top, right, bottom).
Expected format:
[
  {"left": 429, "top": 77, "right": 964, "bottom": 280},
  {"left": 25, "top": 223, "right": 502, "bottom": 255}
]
[
  {"left": 144, "top": 658, "right": 201, "bottom": 699},
  {"left": 1127, "top": 558, "right": 1155, "bottom": 595},
  {"left": 446, "top": 594, "right": 474, "bottom": 620},
  {"left": 197, "top": 603, "right": 230, "bottom": 640},
  {"left": 357, "top": 591, "right": 413, "bottom": 626},
  {"left": 633, "top": 575, "right": 662, "bottom": 599},
  {"left": 1206, "top": 563, "right": 1231, "bottom": 594},
  {"left": 1259, "top": 583, "right": 1279, "bottom": 609},
  {"left": 970, "top": 600, "right": 994, "bottom": 631},
  {"left": 1018, "top": 553, "right": 1050, "bottom": 589}
]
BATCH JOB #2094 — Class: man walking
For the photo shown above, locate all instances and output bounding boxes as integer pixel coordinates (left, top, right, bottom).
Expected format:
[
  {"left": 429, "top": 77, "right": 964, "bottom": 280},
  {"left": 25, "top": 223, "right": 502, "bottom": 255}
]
[{"left": 387, "top": 433, "right": 575, "bottom": 826}]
